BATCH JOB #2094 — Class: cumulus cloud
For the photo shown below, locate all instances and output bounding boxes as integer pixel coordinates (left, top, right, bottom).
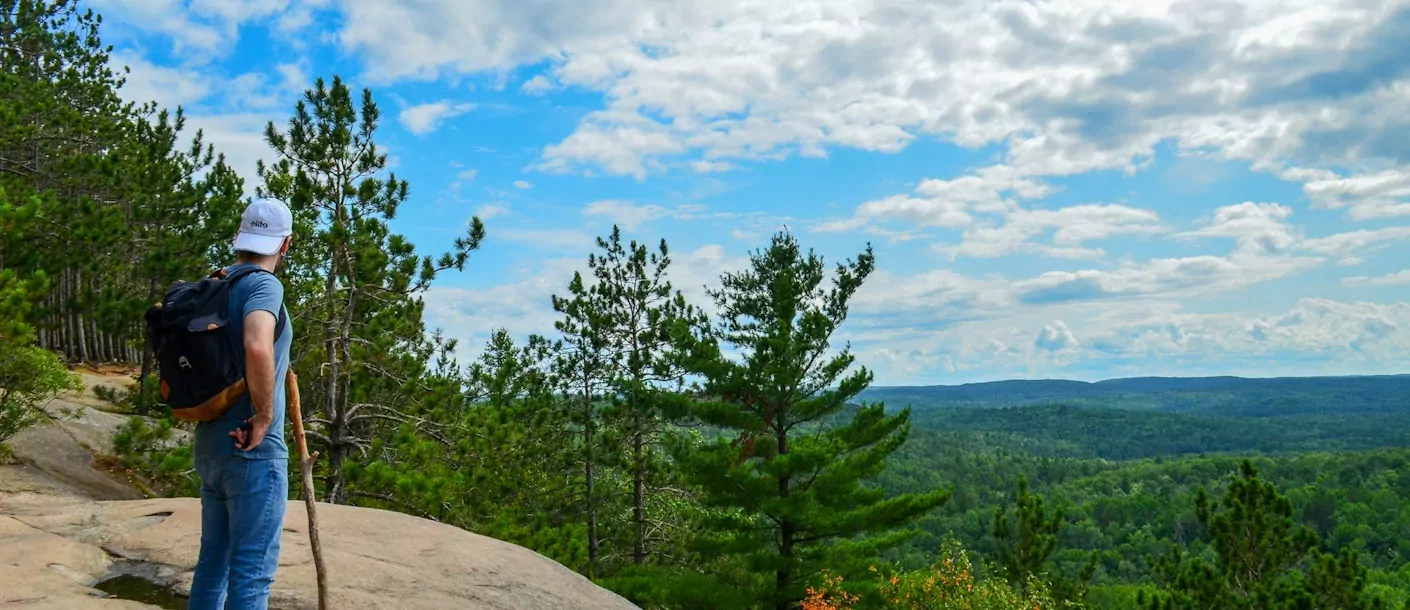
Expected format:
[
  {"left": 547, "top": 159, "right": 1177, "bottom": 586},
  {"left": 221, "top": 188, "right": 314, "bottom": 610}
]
[
  {"left": 111, "top": 51, "right": 213, "bottom": 109},
  {"left": 399, "top": 101, "right": 476, "bottom": 136},
  {"left": 1302, "top": 226, "right": 1410, "bottom": 256},
  {"left": 423, "top": 243, "right": 742, "bottom": 363},
  {"left": 1015, "top": 252, "right": 1321, "bottom": 305},
  {"left": 689, "top": 160, "right": 736, "bottom": 174},
  {"left": 329, "top": 0, "right": 1409, "bottom": 187},
  {"left": 852, "top": 295, "right": 1410, "bottom": 384},
  {"left": 513, "top": 180, "right": 533, "bottom": 190},
  {"left": 1179, "top": 202, "right": 1299, "bottom": 254},
  {"left": 1035, "top": 322, "right": 1079, "bottom": 353},
  {"left": 950, "top": 203, "right": 1165, "bottom": 259},
  {"left": 1343, "top": 270, "right": 1410, "bottom": 287},
  {"left": 1298, "top": 169, "right": 1410, "bottom": 220},
  {"left": 520, "top": 74, "right": 554, "bottom": 95},
  {"left": 90, "top": 0, "right": 312, "bottom": 60},
  {"left": 583, "top": 200, "right": 711, "bottom": 230},
  {"left": 474, "top": 203, "right": 509, "bottom": 220}
]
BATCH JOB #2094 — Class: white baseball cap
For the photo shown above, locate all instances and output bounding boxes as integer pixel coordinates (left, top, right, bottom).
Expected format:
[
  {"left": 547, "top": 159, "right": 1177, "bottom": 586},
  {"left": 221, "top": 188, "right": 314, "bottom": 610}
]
[{"left": 233, "top": 199, "right": 293, "bottom": 255}]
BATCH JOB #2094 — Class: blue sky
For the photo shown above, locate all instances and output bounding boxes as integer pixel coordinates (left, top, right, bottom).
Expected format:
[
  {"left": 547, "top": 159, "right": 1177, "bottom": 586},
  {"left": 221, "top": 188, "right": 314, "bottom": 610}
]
[{"left": 95, "top": 0, "right": 1410, "bottom": 385}]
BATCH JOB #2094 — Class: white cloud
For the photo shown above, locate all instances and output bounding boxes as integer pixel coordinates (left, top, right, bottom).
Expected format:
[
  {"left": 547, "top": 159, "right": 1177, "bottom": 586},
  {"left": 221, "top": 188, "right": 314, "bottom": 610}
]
[
  {"left": 513, "top": 180, "right": 533, "bottom": 190},
  {"left": 399, "top": 101, "right": 476, "bottom": 136},
  {"left": 185, "top": 112, "right": 279, "bottom": 186},
  {"left": 1179, "top": 202, "right": 1299, "bottom": 254},
  {"left": 945, "top": 203, "right": 1165, "bottom": 259},
  {"left": 330, "top": 0, "right": 1410, "bottom": 186},
  {"left": 91, "top": 0, "right": 313, "bottom": 60},
  {"left": 457, "top": 168, "right": 479, "bottom": 181},
  {"left": 821, "top": 164, "right": 1163, "bottom": 259},
  {"left": 1015, "top": 252, "right": 1322, "bottom": 305},
  {"left": 854, "top": 295, "right": 1410, "bottom": 384},
  {"left": 520, "top": 74, "right": 554, "bottom": 95},
  {"left": 424, "top": 244, "right": 741, "bottom": 364},
  {"left": 583, "top": 200, "right": 711, "bottom": 230},
  {"left": 689, "top": 160, "right": 736, "bottom": 174},
  {"left": 1035, "top": 321, "right": 1079, "bottom": 353},
  {"left": 111, "top": 51, "right": 212, "bottom": 109},
  {"left": 1298, "top": 170, "right": 1410, "bottom": 220},
  {"left": 88, "top": 0, "right": 226, "bottom": 57},
  {"left": 820, "top": 165, "right": 1050, "bottom": 232},
  {"left": 475, "top": 203, "right": 509, "bottom": 220},
  {"left": 1343, "top": 270, "right": 1410, "bottom": 287},
  {"left": 1301, "top": 226, "right": 1410, "bottom": 256}
]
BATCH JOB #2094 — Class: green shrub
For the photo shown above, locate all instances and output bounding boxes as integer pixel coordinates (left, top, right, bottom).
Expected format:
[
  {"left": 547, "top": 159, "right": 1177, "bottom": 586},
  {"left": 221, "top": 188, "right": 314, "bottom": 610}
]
[
  {"left": 112, "top": 416, "right": 198, "bottom": 497},
  {"left": 93, "top": 374, "right": 165, "bottom": 415},
  {"left": 0, "top": 343, "right": 80, "bottom": 449}
]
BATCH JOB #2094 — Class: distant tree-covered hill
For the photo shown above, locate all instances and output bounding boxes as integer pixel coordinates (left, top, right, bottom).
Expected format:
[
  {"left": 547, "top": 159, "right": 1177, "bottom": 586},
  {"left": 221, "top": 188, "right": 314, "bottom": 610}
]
[
  {"left": 862, "top": 374, "right": 1410, "bottom": 417},
  {"left": 909, "top": 405, "right": 1410, "bottom": 460}
]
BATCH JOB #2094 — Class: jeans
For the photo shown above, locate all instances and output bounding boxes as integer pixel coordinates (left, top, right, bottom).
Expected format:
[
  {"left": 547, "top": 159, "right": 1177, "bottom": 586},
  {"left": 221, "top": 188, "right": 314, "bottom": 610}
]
[{"left": 189, "top": 457, "right": 288, "bottom": 610}]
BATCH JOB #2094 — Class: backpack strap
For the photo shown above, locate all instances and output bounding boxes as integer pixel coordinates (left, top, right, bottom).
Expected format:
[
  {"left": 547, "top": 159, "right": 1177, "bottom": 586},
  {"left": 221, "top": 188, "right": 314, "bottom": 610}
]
[
  {"left": 217, "top": 266, "right": 289, "bottom": 339},
  {"left": 275, "top": 304, "right": 288, "bottom": 340}
]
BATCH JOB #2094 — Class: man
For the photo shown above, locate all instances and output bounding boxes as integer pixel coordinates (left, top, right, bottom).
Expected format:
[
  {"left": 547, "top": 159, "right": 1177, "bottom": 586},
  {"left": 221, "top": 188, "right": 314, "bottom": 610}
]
[{"left": 189, "top": 199, "right": 294, "bottom": 610}]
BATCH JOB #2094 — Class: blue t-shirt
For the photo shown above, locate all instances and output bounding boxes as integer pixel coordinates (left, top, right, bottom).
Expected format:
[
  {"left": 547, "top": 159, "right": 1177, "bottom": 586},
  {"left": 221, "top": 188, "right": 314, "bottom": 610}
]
[{"left": 193, "top": 264, "right": 292, "bottom": 461}]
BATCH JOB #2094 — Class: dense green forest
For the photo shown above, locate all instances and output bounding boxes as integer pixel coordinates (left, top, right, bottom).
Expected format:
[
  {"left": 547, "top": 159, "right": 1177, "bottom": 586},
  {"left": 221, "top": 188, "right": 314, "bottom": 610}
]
[{"left": 3, "top": 2, "right": 1408, "bottom": 609}]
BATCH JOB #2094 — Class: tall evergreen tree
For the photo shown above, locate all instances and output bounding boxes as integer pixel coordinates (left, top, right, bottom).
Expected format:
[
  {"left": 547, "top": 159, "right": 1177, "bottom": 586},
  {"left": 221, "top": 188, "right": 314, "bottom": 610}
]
[
  {"left": 1, "top": 0, "right": 132, "bottom": 362},
  {"left": 670, "top": 231, "right": 950, "bottom": 609},
  {"left": 1, "top": 0, "right": 242, "bottom": 366},
  {"left": 1140, "top": 460, "right": 1388, "bottom": 610},
  {"left": 991, "top": 476, "right": 1062, "bottom": 593},
  {"left": 126, "top": 108, "right": 244, "bottom": 401},
  {"left": 587, "top": 227, "right": 704, "bottom": 567},
  {"left": 256, "top": 76, "right": 486, "bottom": 504},
  {"left": 347, "top": 329, "right": 585, "bottom": 569},
  {"left": 552, "top": 267, "right": 614, "bottom": 576}
]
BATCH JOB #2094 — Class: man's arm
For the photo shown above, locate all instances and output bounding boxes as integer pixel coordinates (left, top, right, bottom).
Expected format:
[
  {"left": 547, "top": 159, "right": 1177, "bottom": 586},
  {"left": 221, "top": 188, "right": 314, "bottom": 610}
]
[
  {"left": 244, "top": 311, "right": 278, "bottom": 416},
  {"left": 233, "top": 276, "right": 283, "bottom": 451}
]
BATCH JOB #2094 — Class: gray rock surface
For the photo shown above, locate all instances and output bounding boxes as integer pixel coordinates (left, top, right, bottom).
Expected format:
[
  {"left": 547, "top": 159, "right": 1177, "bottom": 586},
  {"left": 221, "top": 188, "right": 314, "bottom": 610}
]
[
  {"left": 0, "top": 371, "right": 639, "bottom": 610},
  {"left": 0, "top": 494, "right": 639, "bottom": 610}
]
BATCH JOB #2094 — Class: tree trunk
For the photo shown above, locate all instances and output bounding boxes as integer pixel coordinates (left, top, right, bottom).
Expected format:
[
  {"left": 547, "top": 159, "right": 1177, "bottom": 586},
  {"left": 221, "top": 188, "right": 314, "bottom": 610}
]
[
  {"left": 632, "top": 423, "right": 646, "bottom": 566},
  {"left": 73, "top": 270, "right": 88, "bottom": 364},
  {"left": 326, "top": 408, "right": 349, "bottom": 505},
  {"left": 138, "top": 278, "right": 160, "bottom": 406},
  {"left": 584, "top": 379, "right": 598, "bottom": 577},
  {"left": 776, "top": 428, "right": 793, "bottom": 610},
  {"left": 63, "top": 271, "right": 75, "bottom": 361}
]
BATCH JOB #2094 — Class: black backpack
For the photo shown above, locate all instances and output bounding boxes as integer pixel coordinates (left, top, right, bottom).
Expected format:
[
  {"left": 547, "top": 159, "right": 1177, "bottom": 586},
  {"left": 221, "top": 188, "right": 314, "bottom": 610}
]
[{"left": 144, "top": 267, "right": 287, "bottom": 422}]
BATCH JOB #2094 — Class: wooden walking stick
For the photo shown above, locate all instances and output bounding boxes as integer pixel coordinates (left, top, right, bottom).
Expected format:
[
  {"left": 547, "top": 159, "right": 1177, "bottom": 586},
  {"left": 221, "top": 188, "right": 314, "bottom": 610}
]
[{"left": 287, "top": 371, "right": 330, "bottom": 610}]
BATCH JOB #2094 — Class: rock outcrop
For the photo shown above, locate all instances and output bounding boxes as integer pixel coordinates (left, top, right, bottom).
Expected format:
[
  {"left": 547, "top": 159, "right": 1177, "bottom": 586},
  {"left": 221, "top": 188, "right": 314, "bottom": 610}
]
[
  {"left": 0, "top": 494, "right": 638, "bottom": 609},
  {"left": 0, "top": 373, "right": 639, "bottom": 609}
]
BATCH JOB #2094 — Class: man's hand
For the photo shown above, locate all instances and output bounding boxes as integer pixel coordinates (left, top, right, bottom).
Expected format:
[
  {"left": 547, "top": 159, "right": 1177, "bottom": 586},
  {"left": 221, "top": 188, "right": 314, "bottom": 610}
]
[{"left": 232, "top": 414, "right": 274, "bottom": 451}]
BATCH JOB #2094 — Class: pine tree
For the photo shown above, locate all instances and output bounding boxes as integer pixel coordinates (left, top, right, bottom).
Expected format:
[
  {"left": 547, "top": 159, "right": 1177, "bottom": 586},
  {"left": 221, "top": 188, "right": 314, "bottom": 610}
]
[
  {"left": 1140, "top": 460, "right": 1388, "bottom": 610},
  {"left": 586, "top": 227, "right": 704, "bottom": 567},
  {"left": 670, "top": 231, "right": 950, "bottom": 609},
  {"left": 1, "top": 0, "right": 132, "bottom": 362},
  {"left": 126, "top": 108, "right": 245, "bottom": 402},
  {"left": 552, "top": 267, "right": 614, "bottom": 576},
  {"left": 1, "top": 1, "right": 241, "bottom": 366},
  {"left": 257, "top": 76, "right": 486, "bottom": 504},
  {"left": 991, "top": 476, "right": 1062, "bottom": 594},
  {"left": 346, "top": 329, "right": 585, "bottom": 569}
]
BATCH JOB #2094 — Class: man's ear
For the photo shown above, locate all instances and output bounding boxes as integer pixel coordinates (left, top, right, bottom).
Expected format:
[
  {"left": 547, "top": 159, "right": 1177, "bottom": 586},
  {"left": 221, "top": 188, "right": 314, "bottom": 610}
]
[{"left": 280, "top": 236, "right": 292, "bottom": 255}]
